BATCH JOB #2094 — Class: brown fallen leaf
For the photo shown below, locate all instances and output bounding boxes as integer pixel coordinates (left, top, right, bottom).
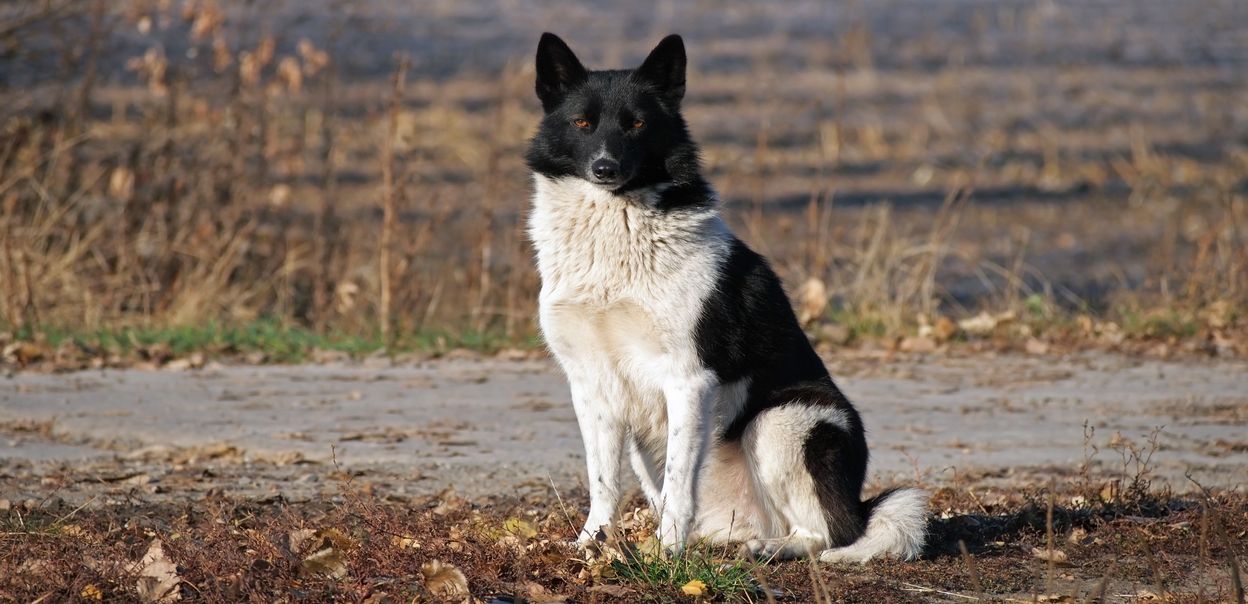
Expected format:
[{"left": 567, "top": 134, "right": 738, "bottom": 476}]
[
  {"left": 80, "top": 584, "right": 103, "bottom": 601},
  {"left": 932, "top": 315, "right": 959, "bottom": 342},
  {"left": 19, "top": 558, "right": 53, "bottom": 576},
  {"left": 1025, "top": 338, "right": 1050, "bottom": 355},
  {"left": 588, "top": 584, "right": 635, "bottom": 597},
  {"left": 289, "top": 528, "right": 355, "bottom": 579},
  {"left": 421, "top": 559, "right": 468, "bottom": 599},
  {"left": 521, "top": 580, "right": 570, "bottom": 603},
  {"left": 2, "top": 341, "right": 47, "bottom": 366},
  {"left": 795, "top": 278, "right": 828, "bottom": 325},
  {"left": 958, "top": 310, "right": 1015, "bottom": 336},
  {"left": 361, "top": 591, "right": 396, "bottom": 604},
  {"left": 129, "top": 539, "right": 182, "bottom": 603},
  {"left": 503, "top": 517, "right": 538, "bottom": 540},
  {"left": 287, "top": 528, "right": 317, "bottom": 555},
  {"left": 300, "top": 546, "right": 348, "bottom": 579},
  {"left": 1030, "top": 546, "right": 1069, "bottom": 564},
  {"left": 899, "top": 335, "right": 938, "bottom": 353},
  {"left": 431, "top": 487, "right": 466, "bottom": 516},
  {"left": 58, "top": 524, "right": 89, "bottom": 539},
  {"left": 317, "top": 528, "right": 359, "bottom": 550},
  {"left": 635, "top": 534, "right": 664, "bottom": 559}
]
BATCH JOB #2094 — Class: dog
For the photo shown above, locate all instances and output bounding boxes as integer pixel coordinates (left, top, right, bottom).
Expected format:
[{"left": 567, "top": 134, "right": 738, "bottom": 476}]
[{"left": 525, "top": 32, "right": 927, "bottom": 562}]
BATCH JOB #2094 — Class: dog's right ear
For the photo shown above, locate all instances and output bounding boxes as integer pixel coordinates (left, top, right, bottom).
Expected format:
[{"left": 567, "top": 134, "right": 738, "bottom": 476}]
[{"left": 535, "top": 33, "right": 587, "bottom": 113}]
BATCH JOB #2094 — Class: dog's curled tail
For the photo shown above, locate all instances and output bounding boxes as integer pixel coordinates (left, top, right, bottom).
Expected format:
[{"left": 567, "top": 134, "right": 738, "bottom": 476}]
[{"left": 818, "top": 487, "right": 928, "bottom": 563}]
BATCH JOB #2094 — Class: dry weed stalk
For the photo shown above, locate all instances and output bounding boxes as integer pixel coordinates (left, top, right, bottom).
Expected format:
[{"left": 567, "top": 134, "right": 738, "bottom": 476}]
[{"left": 378, "top": 54, "right": 410, "bottom": 347}]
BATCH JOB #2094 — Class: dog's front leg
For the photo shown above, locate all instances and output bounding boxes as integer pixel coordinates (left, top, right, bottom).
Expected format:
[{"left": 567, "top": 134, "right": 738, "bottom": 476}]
[
  {"left": 568, "top": 378, "right": 627, "bottom": 545},
  {"left": 657, "top": 371, "right": 717, "bottom": 553}
]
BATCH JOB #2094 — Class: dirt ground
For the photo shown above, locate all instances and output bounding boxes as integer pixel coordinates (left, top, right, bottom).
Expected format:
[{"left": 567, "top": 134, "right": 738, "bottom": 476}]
[
  {"left": 2, "top": 353, "right": 1247, "bottom": 602},
  {"left": 2, "top": 351, "right": 1245, "bottom": 506}
]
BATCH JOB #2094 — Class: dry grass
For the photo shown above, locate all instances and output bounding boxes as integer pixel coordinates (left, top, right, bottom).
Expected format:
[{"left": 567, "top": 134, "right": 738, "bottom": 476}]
[
  {"left": 1, "top": 472, "right": 1245, "bottom": 603},
  {"left": 1, "top": 0, "right": 1245, "bottom": 359},
  {"left": 1, "top": 423, "right": 1244, "bottom": 602}
]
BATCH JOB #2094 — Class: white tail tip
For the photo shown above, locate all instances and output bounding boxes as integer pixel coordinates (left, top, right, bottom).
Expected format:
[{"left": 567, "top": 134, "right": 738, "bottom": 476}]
[{"left": 819, "top": 488, "right": 929, "bottom": 563}]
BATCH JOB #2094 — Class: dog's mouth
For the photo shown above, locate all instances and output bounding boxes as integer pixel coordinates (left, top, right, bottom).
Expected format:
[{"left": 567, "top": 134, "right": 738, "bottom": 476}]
[{"left": 587, "top": 174, "right": 625, "bottom": 188}]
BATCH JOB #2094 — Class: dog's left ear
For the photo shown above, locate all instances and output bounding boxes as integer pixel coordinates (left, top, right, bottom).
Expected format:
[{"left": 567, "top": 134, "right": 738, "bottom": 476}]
[{"left": 635, "top": 34, "right": 686, "bottom": 106}]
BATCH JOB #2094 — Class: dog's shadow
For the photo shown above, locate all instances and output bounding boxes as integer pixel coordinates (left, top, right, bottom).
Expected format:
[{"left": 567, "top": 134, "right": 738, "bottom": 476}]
[{"left": 920, "top": 496, "right": 1190, "bottom": 559}]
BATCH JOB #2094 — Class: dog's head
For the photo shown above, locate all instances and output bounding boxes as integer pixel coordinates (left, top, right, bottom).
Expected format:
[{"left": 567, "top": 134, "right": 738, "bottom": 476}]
[{"left": 525, "top": 33, "right": 701, "bottom": 195}]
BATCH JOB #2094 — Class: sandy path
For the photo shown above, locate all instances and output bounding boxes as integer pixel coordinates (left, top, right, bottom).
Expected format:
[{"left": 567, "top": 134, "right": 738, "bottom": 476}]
[{"left": 1, "top": 353, "right": 1245, "bottom": 503}]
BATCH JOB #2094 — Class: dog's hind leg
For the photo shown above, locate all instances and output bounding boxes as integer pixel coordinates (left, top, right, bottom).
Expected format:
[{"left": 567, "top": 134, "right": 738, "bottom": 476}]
[
  {"left": 741, "top": 400, "right": 868, "bottom": 560},
  {"left": 689, "top": 440, "right": 764, "bottom": 545}
]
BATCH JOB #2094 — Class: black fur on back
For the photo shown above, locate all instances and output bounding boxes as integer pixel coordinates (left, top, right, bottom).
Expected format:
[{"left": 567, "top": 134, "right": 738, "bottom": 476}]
[
  {"left": 696, "top": 240, "right": 857, "bottom": 439},
  {"left": 695, "top": 239, "right": 872, "bottom": 542}
]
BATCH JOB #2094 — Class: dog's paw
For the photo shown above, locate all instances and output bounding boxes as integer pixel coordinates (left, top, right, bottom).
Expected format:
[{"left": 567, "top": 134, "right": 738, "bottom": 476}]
[
  {"left": 566, "top": 526, "right": 608, "bottom": 558},
  {"left": 742, "top": 538, "right": 775, "bottom": 561},
  {"left": 575, "top": 527, "right": 607, "bottom": 547},
  {"left": 655, "top": 526, "right": 688, "bottom": 557},
  {"left": 741, "top": 537, "right": 820, "bottom": 562}
]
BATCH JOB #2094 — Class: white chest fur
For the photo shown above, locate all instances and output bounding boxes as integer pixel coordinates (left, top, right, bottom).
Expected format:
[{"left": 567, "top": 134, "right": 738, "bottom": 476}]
[{"left": 528, "top": 175, "right": 728, "bottom": 407}]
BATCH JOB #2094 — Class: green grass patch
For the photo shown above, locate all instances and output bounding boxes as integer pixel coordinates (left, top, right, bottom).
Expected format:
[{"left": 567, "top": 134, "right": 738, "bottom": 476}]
[
  {"left": 823, "top": 307, "right": 893, "bottom": 343},
  {"left": 610, "top": 542, "right": 760, "bottom": 602},
  {"left": 7, "top": 318, "right": 543, "bottom": 364},
  {"left": 1116, "top": 307, "right": 1199, "bottom": 340}
]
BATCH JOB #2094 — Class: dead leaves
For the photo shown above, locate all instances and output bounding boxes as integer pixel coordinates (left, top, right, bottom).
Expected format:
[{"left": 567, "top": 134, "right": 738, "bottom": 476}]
[
  {"left": 917, "top": 314, "right": 960, "bottom": 344},
  {"left": 1067, "top": 527, "right": 1093, "bottom": 546},
  {"left": 79, "top": 584, "right": 104, "bottom": 601},
  {"left": 587, "top": 584, "right": 635, "bottom": 598},
  {"left": 930, "top": 315, "right": 959, "bottom": 342},
  {"left": 795, "top": 277, "right": 828, "bottom": 325},
  {"left": 518, "top": 580, "right": 570, "bottom": 603},
  {"left": 2, "top": 341, "right": 46, "bottom": 366},
  {"left": 898, "top": 335, "right": 938, "bottom": 353},
  {"left": 289, "top": 527, "right": 357, "bottom": 579},
  {"left": 128, "top": 539, "right": 182, "bottom": 603},
  {"left": 958, "top": 310, "right": 1017, "bottom": 336},
  {"left": 420, "top": 559, "right": 469, "bottom": 599},
  {"left": 1030, "top": 546, "right": 1070, "bottom": 565},
  {"left": 502, "top": 517, "right": 539, "bottom": 540}
]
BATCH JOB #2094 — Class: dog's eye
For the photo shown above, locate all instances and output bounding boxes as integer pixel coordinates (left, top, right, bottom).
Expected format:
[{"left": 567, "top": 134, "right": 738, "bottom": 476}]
[
  {"left": 572, "top": 118, "right": 591, "bottom": 129},
  {"left": 631, "top": 118, "right": 645, "bottom": 130}
]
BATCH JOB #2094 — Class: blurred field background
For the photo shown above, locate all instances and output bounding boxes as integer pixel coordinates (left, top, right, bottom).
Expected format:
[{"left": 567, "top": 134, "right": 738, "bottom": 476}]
[{"left": 2, "top": 0, "right": 1246, "bottom": 363}]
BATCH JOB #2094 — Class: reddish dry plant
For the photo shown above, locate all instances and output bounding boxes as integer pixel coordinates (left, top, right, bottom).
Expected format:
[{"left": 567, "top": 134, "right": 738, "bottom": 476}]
[{"left": 1, "top": 480, "right": 1246, "bottom": 603}]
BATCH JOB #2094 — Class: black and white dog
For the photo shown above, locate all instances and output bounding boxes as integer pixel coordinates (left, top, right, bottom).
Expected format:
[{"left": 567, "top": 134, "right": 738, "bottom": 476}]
[{"left": 526, "top": 33, "right": 927, "bottom": 562}]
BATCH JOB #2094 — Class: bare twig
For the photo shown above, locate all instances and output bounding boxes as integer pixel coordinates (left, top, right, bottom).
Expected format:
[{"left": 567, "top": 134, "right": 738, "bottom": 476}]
[
  {"left": 959, "top": 540, "right": 984, "bottom": 597},
  {"left": 378, "top": 54, "right": 410, "bottom": 349}
]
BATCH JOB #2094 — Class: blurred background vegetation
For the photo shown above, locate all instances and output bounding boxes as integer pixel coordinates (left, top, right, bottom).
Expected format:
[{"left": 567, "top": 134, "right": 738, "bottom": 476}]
[{"left": 1, "top": 0, "right": 1245, "bottom": 364}]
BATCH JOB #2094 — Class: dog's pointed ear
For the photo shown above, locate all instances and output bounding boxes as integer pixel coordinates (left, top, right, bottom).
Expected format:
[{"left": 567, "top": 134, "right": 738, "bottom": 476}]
[
  {"left": 535, "top": 33, "right": 587, "bottom": 112},
  {"left": 635, "top": 34, "right": 686, "bottom": 106}
]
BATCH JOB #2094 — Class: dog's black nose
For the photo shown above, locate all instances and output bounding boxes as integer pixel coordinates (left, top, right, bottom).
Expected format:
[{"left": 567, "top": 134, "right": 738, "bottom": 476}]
[{"left": 591, "top": 158, "right": 619, "bottom": 181}]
